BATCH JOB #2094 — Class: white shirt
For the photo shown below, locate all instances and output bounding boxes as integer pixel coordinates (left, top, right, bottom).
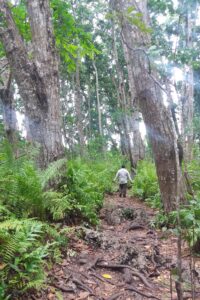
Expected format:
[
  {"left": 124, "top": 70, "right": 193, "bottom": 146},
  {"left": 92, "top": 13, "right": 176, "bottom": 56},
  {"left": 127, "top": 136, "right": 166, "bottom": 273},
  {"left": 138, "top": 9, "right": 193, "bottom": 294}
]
[{"left": 114, "top": 168, "right": 132, "bottom": 184}]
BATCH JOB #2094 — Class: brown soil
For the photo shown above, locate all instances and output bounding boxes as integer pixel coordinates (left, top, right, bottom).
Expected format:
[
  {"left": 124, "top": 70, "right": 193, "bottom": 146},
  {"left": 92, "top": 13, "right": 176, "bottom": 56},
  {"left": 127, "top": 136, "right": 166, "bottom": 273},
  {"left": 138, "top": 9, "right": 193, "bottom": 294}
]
[{"left": 31, "top": 194, "right": 200, "bottom": 300}]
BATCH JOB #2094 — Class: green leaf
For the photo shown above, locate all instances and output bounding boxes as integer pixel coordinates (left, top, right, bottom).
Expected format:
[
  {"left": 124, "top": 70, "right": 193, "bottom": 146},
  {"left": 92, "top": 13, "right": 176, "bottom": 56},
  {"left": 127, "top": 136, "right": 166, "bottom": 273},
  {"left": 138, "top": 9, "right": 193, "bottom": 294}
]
[{"left": 127, "top": 6, "right": 136, "bottom": 14}]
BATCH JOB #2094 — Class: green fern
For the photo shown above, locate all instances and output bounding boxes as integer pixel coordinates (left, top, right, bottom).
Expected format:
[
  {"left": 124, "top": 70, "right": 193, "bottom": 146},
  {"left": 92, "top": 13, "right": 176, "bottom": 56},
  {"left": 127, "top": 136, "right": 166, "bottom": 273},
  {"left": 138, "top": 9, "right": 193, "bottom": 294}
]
[
  {"left": 25, "top": 279, "right": 46, "bottom": 291},
  {"left": 0, "top": 204, "right": 13, "bottom": 221},
  {"left": 40, "top": 158, "right": 67, "bottom": 189},
  {"left": 131, "top": 160, "right": 161, "bottom": 208},
  {"left": 0, "top": 142, "right": 124, "bottom": 298},
  {"left": 0, "top": 218, "right": 61, "bottom": 297}
]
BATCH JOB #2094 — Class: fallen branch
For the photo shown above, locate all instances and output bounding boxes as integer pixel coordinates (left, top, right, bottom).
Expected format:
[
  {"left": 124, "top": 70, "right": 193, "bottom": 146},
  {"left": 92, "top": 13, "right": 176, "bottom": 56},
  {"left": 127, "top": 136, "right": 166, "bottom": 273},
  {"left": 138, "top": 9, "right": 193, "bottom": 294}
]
[
  {"left": 96, "top": 263, "right": 152, "bottom": 288},
  {"left": 125, "top": 285, "right": 160, "bottom": 300}
]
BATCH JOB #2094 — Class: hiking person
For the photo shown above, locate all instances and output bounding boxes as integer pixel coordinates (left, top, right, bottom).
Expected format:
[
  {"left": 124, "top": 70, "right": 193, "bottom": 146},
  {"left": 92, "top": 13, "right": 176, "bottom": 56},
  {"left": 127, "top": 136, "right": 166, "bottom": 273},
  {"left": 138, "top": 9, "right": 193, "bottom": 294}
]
[{"left": 114, "top": 165, "right": 133, "bottom": 197}]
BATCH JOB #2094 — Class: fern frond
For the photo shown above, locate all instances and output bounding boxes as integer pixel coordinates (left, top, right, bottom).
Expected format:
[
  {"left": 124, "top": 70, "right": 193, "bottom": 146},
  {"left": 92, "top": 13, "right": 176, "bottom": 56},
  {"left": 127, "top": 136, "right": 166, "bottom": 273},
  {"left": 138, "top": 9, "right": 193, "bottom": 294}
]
[
  {"left": 24, "top": 279, "right": 45, "bottom": 291},
  {"left": 0, "top": 218, "right": 39, "bottom": 231},
  {"left": 40, "top": 158, "right": 66, "bottom": 188},
  {"left": 0, "top": 204, "right": 13, "bottom": 221}
]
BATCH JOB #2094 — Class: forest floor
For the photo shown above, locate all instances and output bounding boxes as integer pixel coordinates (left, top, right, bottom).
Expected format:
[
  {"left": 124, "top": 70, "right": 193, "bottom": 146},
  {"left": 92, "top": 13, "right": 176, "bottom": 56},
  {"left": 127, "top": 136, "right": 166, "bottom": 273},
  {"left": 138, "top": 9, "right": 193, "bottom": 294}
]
[{"left": 32, "top": 194, "right": 200, "bottom": 300}]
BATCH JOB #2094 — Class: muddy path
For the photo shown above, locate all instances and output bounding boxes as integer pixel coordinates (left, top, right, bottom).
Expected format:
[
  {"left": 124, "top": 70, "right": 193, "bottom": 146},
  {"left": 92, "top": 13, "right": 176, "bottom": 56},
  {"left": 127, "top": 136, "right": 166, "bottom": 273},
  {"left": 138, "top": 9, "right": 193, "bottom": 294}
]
[{"left": 36, "top": 194, "right": 200, "bottom": 300}]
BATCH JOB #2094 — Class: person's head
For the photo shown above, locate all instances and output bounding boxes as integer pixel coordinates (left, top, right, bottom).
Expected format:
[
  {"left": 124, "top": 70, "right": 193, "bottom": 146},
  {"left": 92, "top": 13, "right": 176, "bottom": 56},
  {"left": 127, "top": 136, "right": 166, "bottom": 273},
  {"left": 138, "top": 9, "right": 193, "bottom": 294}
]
[{"left": 121, "top": 164, "right": 125, "bottom": 169}]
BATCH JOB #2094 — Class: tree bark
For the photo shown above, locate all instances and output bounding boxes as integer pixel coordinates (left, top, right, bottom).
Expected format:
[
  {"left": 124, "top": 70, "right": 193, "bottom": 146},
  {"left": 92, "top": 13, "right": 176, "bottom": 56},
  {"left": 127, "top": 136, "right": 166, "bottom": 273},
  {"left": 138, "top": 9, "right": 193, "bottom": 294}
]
[
  {"left": 112, "top": 22, "right": 144, "bottom": 168},
  {"left": 75, "top": 56, "right": 85, "bottom": 155},
  {"left": 0, "top": 0, "right": 64, "bottom": 168},
  {"left": 112, "top": 0, "right": 186, "bottom": 212},
  {"left": 180, "top": 2, "right": 195, "bottom": 162},
  {"left": 87, "top": 81, "right": 92, "bottom": 140},
  {"left": 181, "top": 66, "right": 194, "bottom": 162},
  {"left": 0, "top": 58, "right": 18, "bottom": 145},
  {"left": 93, "top": 61, "right": 103, "bottom": 137},
  {"left": 129, "top": 112, "right": 145, "bottom": 164},
  {"left": 122, "top": 37, "right": 145, "bottom": 165}
]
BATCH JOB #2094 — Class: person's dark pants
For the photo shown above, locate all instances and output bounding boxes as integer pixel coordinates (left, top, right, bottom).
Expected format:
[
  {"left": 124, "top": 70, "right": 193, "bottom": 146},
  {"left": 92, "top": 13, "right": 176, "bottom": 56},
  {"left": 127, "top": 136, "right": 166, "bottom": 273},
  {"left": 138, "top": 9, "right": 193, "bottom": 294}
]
[{"left": 119, "top": 183, "right": 127, "bottom": 197}]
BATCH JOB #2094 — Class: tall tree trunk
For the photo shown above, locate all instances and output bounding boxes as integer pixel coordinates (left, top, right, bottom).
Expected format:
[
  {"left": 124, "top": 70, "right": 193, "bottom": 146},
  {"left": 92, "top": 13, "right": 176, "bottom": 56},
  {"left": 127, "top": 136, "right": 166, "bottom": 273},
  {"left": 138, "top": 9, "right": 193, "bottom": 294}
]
[
  {"left": 87, "top": 81, "right": 92, "bottom": 140},
  {"left": 164, "top": 78, "right": 180, "bottom": 138},
  {"left": 60, "top": 78, "right": 68, "bottom": 147},
  {"left": 129, "top": 112, "right": 145, "bottom": 164},
  {"left": 112, "top": 74, "right": 133, "bottom": 161},
  {"left": 75, "top": 57, "right": 85, "bottom": 155},
  {"left": 122, "top": 37, "right": 145, "bottom": 164},
  {"left": 181, "top": 67, "right": 194, "bottom": 162},
  {"left": 0, "top": 58, "right": 18, "bottom": 145},
  {"left": 0, "top": 0, "right": 64, "bottom": 168},
  {"left": 112, "top": 22, "right": 144, "bottom": 168},
  {"left": 112, "top": 0, "right": 186, "bottom": 213},
  {"left": 180, "top": 2, "right": 195, "bottom": 162},
  {"left": 93, "top": 61, "right": 103, "bottom": 137}
]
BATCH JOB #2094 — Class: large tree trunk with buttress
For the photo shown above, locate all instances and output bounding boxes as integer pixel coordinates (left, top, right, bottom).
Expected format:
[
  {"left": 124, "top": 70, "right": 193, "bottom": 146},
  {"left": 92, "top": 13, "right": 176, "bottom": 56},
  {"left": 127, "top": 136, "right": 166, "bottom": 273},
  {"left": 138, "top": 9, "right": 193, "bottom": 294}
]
[
  {"left": 0, "top": 0, "right": 64, "bottom": 168},
  {"left": 112, "top": 0, "right": 186, "bottom": 213}
]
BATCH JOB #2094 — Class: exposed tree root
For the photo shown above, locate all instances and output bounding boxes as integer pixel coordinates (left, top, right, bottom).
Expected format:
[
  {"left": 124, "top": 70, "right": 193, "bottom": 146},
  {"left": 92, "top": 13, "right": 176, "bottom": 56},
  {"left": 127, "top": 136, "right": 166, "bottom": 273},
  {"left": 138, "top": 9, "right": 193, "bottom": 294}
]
[
  {"left": 64, "top": 273, "right": 72, "bottom": 283},
  {"left": 125, "top": 285, "right": 160, "bottom": 300},
  {"left": 66, "top": 267, "right": 90, "bottom": 280},
  {"left": 51, "top": 283, "right": 74, "bottom": 293},
  {"left": 96, "top": 262, "right": 152, "bottom": 288},
  {"left": 72, "top": 277, "right": 95, "bottom": 295},
  {"left": 90, "top": 271, "right": 115, "bottom": 285},
  {"left": 150, "top": 247, "right": 157, "bottom": 268}
]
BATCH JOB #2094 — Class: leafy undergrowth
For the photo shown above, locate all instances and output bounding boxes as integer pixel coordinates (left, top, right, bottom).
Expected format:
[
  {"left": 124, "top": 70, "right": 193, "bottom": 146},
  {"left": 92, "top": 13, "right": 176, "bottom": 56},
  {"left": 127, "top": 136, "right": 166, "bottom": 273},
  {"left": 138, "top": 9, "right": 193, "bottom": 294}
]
[
  {"left": 0, "top": 141, "right": 123, "bottom": 298},
  {"left": 131, "top": 159, "right": 161, "bottom": 208},
  {"left": 1, "top": 140, "right": 200, "bottom": 299},
  {"left": 132, "top": 158, "right": 200, "bottom": 253},
  {"left": 0, "top": 219, "right": 67, "bottom": 299}
]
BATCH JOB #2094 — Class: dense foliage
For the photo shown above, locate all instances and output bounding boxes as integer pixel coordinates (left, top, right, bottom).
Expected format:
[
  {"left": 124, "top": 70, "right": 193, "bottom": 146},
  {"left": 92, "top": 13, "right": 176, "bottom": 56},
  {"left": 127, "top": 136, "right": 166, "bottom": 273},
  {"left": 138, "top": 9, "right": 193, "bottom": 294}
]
[
  {"left": 132, "top": 156, "right": 200, "bottom": 251},
  {"left": 131, "top": 160, "right": 161, "bottom": 209},
  {"left": 0, "top": 140, "right": 123, "bottom": 298}
]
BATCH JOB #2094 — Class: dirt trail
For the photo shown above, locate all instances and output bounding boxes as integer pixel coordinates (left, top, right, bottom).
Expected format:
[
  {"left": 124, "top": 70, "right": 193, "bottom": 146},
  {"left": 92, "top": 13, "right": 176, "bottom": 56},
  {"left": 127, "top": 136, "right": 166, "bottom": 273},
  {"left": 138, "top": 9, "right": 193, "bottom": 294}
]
[{"left": 36, "top": 194, "right": 200, "bottom": 300}]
